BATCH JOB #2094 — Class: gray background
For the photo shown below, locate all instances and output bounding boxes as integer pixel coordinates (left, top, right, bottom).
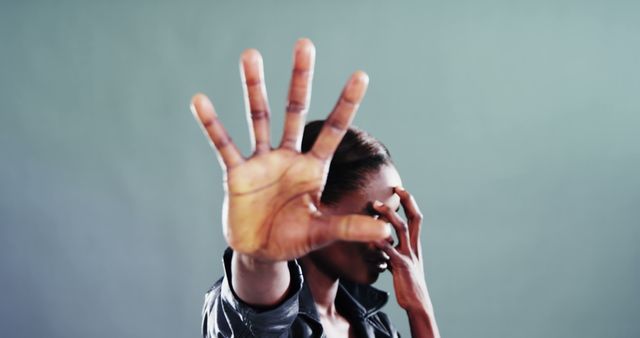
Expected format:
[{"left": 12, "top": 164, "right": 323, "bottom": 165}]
[{"left": 1, "top": 1, "right": 639, "bottom": 337}]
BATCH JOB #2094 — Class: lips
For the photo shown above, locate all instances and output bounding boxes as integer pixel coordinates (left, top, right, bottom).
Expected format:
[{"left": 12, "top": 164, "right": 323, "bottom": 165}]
[{"left": 364, "top": 251, "right": 390, "bottom": 271}]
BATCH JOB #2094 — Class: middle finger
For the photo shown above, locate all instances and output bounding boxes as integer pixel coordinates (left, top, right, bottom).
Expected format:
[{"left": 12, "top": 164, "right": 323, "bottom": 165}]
[{"left": 280, "top": 38, "right": 315, "bottom": 151}]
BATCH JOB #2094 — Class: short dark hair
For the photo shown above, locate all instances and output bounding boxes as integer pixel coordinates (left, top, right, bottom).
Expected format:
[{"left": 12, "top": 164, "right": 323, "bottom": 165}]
[{"left": 301, "top": 120, "right": 392, "bottom": 205}]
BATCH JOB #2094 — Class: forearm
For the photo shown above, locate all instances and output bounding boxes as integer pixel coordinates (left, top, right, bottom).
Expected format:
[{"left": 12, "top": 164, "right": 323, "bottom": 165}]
[
  {"left": 406, "top": 289, "right": 440, "bottom": 338},
  {"left": 406, "top": 305, "right": 440, "bottom": 338},
  {"left": 231, "top": 252, "right": 291, "bottom": 307}
]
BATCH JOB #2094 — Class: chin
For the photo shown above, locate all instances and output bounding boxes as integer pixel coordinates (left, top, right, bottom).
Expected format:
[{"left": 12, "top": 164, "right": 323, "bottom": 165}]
[
  {"left": 342, "top": 267, "right": 381, "bottom": 285},
  {"left": 365, "top": 268, "right": 383, "bottom": 284},
  {"left": 362, "top": 273, "right": 381, "bottom": 285}
]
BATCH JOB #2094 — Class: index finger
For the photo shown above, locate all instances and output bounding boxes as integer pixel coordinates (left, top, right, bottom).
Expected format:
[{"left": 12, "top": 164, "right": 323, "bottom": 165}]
[
  {"left": 190, "top": 93, "right": 244, "bottom": 169},
  {"left": 308, "top": 71, "right": 369, "bottom": 161},
  {"left": 395, "top": 186, "right": 424, "bottom": 259}
]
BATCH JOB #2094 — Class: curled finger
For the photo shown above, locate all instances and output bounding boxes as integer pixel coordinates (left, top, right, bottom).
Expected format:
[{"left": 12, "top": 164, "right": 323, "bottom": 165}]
[
  {"left": 395, "top": 186, "right": 424, "bottom": 259},
  {"left": 373, "top": 200, "right": 411, "bottom": 255},
  {"left": 374, "top": 240, "right": 405, "bottom": 273}
]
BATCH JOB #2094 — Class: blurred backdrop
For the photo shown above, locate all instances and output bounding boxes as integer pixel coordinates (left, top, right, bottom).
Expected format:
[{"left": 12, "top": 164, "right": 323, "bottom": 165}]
[{"left": 1, "top": 1, "right": 639, "bottom": 337}]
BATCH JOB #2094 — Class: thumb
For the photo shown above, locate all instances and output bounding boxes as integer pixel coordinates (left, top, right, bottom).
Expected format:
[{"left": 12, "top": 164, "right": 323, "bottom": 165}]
[{"left": 309, "top": 213, "right": 391, "bottom": 249}]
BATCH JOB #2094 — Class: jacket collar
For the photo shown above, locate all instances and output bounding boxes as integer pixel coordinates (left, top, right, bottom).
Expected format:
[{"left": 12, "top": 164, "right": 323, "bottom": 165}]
[{"left": 297, "top": 269, "right": 389, "bottom": 322}]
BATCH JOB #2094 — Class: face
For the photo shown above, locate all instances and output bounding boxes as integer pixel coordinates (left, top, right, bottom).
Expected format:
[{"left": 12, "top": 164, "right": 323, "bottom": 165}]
[{"left": 308, "top": 164, "right": 402, "bottom": 285}]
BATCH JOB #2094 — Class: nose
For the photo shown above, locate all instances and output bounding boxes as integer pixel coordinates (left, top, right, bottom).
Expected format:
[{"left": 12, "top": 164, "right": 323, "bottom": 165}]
[
  {"left": 384, "top": 234, "right": 395, "bottom": 246},
  {"left": 384, "top": 236, "right": 396, "bottom": 246},
  {"left": 367, "top": 234, "right": 395, "bottom": 250}
]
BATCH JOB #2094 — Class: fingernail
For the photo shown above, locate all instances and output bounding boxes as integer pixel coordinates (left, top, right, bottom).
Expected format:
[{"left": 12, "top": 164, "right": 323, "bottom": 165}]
[
  {"left": 349, "top": 71, "right": 369, "bottom": 90},
  {"left": 395, "top": 186, "right": 405, "bottom": 192},
  {"left": 373, "top": 200, "right": 383, "bottom": 208}
]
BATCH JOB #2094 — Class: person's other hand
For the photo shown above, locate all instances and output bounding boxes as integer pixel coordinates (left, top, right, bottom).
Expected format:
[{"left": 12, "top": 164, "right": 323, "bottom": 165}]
[
  {"left": 374, "top": 187, "right": 433, "bottom": 313},
  {"left": 190, "top": 38, "right": 390, "bottom": 262}
]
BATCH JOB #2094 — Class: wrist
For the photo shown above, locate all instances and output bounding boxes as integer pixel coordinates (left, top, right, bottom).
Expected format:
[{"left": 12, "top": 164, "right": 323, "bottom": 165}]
[
  {"left": 236, "top": 252, "right": 287, "bottom": 271},
  {"left": 406, "top": 306, "right": 440, "bottom": 338},
  {"left": 399, "top": 282, "right": 432, "bottom": 312},
  {"left": 231, "top": 251, "right": 291, "bottom": 307},
  {"left": 404, "top": 298, "right": 434, "bottom": 318},
  {"left": 406, "top": 305, "right": 432, "bottom": 317}
]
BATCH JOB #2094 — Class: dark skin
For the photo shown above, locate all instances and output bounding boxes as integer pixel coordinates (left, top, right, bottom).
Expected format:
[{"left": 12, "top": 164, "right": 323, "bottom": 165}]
[
  {"left": 299, "top": 164, "right": 401, "bottom": 337},
  {"left": 191, "top": 38, "right": 439, "bottom": 337},
  {"left": 301, "top": 165, "right": 440, "bottom": 337},
  {"left": 304, "top": 164, "right": 402, "bottom": 286},
  {"left": 374, "top": 187, "right": 441, "bottom": 337}
]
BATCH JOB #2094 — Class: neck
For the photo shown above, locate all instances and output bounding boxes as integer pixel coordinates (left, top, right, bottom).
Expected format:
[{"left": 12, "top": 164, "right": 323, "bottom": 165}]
[{"left": 299, "top": 255, "right": 341, "bottom": 318}]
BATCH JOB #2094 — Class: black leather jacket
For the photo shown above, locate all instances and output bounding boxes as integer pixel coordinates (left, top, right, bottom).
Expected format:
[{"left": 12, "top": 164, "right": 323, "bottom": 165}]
[{"left": 202, "top": 248, "right": 400, "bottom": 337}]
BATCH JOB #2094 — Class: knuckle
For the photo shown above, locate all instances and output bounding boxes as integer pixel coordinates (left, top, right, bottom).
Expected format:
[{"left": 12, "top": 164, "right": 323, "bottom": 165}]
[
  {"left": 308, "top": 148, "right": 326, "bottom": 161},
  {"left": 292, "top": 67, "right": 312, "bottom": 76},
  {"left": 286, "top": 100, "right": 307, "bottom": 114},
  {"left": 201, "top": 116, "right": 214, "bottom": 128},
  {"left": 280, "top": 137, "right": 298, "bottom": 149},
  {"left": 326, "top": 118, "right": 346, "bottom": 133},
  {"left": 245, "top": 77, "right": 262, "bottom": 87},
  {"left": 340, "top": 95, "right": 358, "bottom": 107},
  {"left": 337, "top": 217, "right": 350, "bottom": 238},
  {"left": 394, "top": 256, "right": 410, "bottom": 268},
  {"left": 214, "top": 136, "right": 232, "bottom": 149},
  {"left": 250, "top": 110, "right": 270, "bottom": 120}
]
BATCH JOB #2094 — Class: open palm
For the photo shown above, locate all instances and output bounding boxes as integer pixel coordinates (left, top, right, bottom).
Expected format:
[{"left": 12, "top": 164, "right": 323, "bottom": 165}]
[{"left": 191, "top": 39, "right": 389, "bottom": 262}]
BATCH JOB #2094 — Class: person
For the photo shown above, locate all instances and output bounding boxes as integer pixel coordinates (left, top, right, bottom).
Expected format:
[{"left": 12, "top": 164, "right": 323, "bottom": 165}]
[{"left": 191, "top": 38, "right": 440, "bottom": 338}]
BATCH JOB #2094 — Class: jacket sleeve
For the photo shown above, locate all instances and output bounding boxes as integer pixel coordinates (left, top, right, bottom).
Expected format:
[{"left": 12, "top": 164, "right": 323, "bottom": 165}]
[{"left": 201, "top": 247, "right": 304, "bottom": 338}]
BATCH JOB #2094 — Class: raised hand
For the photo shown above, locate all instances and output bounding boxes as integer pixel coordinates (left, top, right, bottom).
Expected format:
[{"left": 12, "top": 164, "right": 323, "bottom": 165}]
[
  {"left": 373, "top": 187, "right": 441, "bottom": 337},
  {"left": 190, "top": 39, "right": 390, "bottom": 262}
]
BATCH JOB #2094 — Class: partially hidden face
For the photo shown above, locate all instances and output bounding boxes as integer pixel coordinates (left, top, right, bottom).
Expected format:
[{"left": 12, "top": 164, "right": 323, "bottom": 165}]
[{"left": 309, "top": 164, "right": 402, "bottom": 285}]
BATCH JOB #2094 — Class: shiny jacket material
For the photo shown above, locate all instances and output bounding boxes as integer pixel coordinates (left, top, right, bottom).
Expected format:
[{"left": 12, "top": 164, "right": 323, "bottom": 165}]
[{"left": 202, "top": 248, "right": 400, "bottom": 337}]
